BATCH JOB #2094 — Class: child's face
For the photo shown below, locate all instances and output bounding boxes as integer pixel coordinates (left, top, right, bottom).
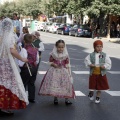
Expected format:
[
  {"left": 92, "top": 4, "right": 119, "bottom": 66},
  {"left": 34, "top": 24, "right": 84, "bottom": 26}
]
[
  {"left": 56, "top": 43, "right": 65, "bottom": 53},
  {"left": 32, "top": 35, "right": 36, "bottom": 41},
  {"left": 23, "top": 28, "right": 26, "bottom": 34},
  {"left": 95, "top": 45, "right": 103, "bottom": 53}
]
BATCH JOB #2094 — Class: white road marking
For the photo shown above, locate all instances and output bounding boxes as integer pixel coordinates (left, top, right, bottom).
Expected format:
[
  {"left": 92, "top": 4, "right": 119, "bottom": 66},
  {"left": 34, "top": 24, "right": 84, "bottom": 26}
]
[
  {"left": 73, "top": 71, "right": 120, "bottom": 75},
  {"left": 38, "top": 71, "right": 120, "bottom": 75},
  {"left": 73, "top": 71, "right": 89, "bottom": 74},
  {"left": 105, "top": 91, "right": 120, "bottom": 96},
  {"left": 69, "top": 48, "right": 77, "bottom": 50},
  {"left": 108, "top": 71, "right": 120, "bottom": 74},
  {"left": 70, "top": 58, "right": 84, "bottom": 61},
  {"left": 41, "top": 61, "right": 48, "bottom": 64},
  {"left": 38, "top": 71, "right": 46, "bottom": 74},
  {"left": 75, "top": 91, "right": 86, "bottom": 96}
]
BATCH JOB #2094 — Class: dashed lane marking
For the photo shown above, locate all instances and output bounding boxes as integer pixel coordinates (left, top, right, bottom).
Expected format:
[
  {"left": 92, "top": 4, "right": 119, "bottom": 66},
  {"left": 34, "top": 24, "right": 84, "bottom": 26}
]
[
  {"left": 38, "top": 71, "right": 46, "bottom": 74},
  {"left": 70, "top": 58, "right": 84, "bottom": 61},
  {"left": 73, "top": 71, "right": 120, "bottom": 75},
  {"left": 69, "top": 48, "right": 77, "bottom": 50},
  {"left": 38, "top": 71, "right": 120, "bottom": 75},
  {"left": 73, "top": 71, "right": 89, "bottom": 74},
  {"left": 75, "top": 91, "right": 86, "bottom": 96},
  {"left": 105, "top": 91, "right": 120, "bottom": 96},
  {"left": 108, "top": 71, "right": 120, "bottom": 74}
]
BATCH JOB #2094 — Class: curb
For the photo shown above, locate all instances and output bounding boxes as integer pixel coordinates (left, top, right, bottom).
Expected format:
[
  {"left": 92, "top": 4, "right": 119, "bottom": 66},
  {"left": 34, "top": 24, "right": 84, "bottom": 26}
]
[
  {"left": 109, "top": 39, "right": 120, "bottom": 43},
  {"left": 100, "top": 38, "right": 120, "bottom": 43}
]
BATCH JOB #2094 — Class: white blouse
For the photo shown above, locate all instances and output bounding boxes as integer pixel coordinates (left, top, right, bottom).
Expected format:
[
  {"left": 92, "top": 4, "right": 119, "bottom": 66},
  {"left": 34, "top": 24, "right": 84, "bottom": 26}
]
[{"left": 18, "top": 48, "right": 39, "bottom": 67}]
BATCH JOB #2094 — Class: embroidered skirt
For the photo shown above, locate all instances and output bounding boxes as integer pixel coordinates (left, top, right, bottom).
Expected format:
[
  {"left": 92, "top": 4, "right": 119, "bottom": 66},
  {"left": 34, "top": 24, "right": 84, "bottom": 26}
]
[
  {"left": 0, "top": 59, "right": 27, "bottom": 109},
  {"left": 39, "top": 67, "right": 75, "bottom": 98}
]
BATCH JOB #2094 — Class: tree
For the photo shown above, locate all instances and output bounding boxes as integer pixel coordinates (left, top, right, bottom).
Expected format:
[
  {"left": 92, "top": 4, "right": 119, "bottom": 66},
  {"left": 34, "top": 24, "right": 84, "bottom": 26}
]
[
  {"left": 85, "top": 0, "right": 120, "bottom": 38},
  {"left": 0, "top": 0, "right": 43, "bottom": 19}
]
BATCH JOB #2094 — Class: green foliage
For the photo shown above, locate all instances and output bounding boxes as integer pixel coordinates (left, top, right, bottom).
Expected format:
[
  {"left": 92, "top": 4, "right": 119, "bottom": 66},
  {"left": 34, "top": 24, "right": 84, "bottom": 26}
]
[
  {"left": 85, "top": 0, "right": 120, "bottom": 17},
  {"left": 44, "top": 0, "right": 120, "bottom": 18},
  {"left": 0, "top": 0, "right": 42, "bottom": 19},
  {"left": 0, "top": 0, "right": 120, "bottom": 19}
]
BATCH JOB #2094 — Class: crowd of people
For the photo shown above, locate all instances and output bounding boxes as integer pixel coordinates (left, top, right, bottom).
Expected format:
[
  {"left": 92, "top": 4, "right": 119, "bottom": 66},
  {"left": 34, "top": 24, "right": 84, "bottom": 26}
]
[
  {"left": 90, "top": 21, "right": 120, "bottom": 39},
  {"left": 0, "top": 13, "right": 112, "bottom": 117}
]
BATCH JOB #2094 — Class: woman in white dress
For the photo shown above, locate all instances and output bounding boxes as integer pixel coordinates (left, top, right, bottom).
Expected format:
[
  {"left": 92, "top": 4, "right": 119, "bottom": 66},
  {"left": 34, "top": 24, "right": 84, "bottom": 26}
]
[{"left": 0, "top": 18, "right": 29, "bottom": 116}]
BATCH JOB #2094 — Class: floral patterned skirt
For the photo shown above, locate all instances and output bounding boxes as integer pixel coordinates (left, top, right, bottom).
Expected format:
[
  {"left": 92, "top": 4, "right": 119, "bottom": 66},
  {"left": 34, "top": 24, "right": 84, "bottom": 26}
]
[
  {"left": 0, "top": 59, "right": 26, "bottom": 109},
  {"left": 39, "top": 67, "right": 75, "bottom": 98}
]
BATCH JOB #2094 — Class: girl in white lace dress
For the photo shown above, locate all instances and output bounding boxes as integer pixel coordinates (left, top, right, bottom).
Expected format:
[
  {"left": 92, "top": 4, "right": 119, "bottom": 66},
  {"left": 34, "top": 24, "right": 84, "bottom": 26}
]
[{"left": 39, "top": 40, "right": 75, "bottom": 105}]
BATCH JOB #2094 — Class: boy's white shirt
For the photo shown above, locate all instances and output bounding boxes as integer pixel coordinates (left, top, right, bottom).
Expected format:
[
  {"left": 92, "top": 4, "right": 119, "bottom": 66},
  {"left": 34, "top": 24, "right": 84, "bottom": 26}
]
[
  {"left": 84, "top": 52, "right": 112, "bottom": 70},
  {"left": 39, "top": 42, "right": 44, "bottom": 52},
  {"left": 18, "top": 48, "right": 39, "bottom": 67}
]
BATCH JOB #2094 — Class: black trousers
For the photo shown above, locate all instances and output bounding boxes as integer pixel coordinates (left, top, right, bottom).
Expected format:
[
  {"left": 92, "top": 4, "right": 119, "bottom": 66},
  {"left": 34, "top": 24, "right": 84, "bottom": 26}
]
[{"left": 20, "top": 66, "right": 37, "bottom": 100}]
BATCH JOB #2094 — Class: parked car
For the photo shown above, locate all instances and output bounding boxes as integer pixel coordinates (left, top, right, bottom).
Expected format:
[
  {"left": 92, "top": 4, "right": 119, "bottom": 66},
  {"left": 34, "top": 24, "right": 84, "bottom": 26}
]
[
  {"left": 43, "top": 22, "right": 53, "bottom": 32},
  {"left": 56, "top": 24, "right": 73, "bottom": 35},
  {"left": 37, "top": 22, "right": 46, "bottom": 31},
  {"left": 69, "top": 24, "right": 92, "bottom": 37},
  {"left": 49, "top": 23, "right": 61, "bottom": 33}
]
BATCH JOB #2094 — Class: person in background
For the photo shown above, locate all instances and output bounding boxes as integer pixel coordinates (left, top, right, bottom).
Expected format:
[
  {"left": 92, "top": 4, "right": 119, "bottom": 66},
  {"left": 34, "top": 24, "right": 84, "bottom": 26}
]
[
  {"left": 31, "top": 31, "right": 44, "bottom": 66},
  {"left": 116, "top": 23, "right": 120, "bottom": 38},
  {"left": 17, "top": 27, "right": 29, "bottom": 52},
  {"left": 96, "top": 23, "right": 100, "bottom": 39},
  {"left": 91, "top": 23, "right": 96, "bottom": 39},
  {"left": 13, "top": 13, "right": 22, "bottom": 37}
]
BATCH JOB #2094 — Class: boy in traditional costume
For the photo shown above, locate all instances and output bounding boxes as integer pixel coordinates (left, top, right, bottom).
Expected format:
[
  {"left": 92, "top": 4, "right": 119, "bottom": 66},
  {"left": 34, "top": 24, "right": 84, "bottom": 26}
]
[
  {"left": 84, "top": 40, "right": 112, "bottom": 104},
  {"left": 18, "top": 34, "right": 39, "bottom": 103}
]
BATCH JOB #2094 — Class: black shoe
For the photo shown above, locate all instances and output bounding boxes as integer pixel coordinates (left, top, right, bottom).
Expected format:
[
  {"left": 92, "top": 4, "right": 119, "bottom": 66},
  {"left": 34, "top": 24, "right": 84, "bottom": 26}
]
[
  {"left": 0, "top": 110, "right": 14, "bottom": 116},
  {"left": 54, "top": 98, "right": 58, "bottom": 105},
  {"left": 65, "top": 100, "right": 72, "bottom": 105},
  {"left": 29, "top": 99, "right": 35, "bottom": 103}
]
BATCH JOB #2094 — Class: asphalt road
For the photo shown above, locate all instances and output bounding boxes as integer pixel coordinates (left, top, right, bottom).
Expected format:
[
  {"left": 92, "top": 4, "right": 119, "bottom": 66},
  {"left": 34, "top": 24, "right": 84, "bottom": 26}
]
[{"left": 2, "top": 31, "right": 120, "bottom": 120}]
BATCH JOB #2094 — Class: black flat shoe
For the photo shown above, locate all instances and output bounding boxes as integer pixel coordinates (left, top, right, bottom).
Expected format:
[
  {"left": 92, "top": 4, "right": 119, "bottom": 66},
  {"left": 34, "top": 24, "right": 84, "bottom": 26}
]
[
  {"left": 0, "top": 110, "right": 14, "bottom": 117},
  {"left": 29, "top": 99, "right": 36, "bottom": 103},
  {"left": 54, "top": 99, "right": 58, "bottom": 105},
  {"left": 65, "top": 100, "right": 72, "bottom": 105}
]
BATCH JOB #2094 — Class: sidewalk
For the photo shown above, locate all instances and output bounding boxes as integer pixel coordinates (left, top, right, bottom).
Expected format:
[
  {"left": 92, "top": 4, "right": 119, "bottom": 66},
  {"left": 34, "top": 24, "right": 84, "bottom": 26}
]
[{"left": 101, "top": 37, "right": 120, "bottom": 43}]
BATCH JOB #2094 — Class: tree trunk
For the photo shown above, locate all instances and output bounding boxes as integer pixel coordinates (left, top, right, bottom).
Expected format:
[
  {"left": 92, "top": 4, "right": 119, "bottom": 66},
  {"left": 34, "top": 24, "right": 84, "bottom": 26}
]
[{"left": 107, "top": 14, "right": 111, "bottom": 38}]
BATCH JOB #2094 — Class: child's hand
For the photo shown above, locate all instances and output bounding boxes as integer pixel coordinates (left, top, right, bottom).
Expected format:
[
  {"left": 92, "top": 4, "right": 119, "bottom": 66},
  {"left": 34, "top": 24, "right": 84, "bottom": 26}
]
[
  {"left": 52, "top": 63, "right": 59, "bottom": 68},
  {"left": 89, "top": 64, "right": 95, "bottom": 68},
  {"left": 101, "top": 66, "right": 105, "bottom": 69}
]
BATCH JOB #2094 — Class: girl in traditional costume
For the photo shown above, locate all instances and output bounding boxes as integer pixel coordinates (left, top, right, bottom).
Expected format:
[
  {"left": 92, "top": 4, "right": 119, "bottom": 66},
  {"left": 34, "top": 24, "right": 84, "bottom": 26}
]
[
  {"left": 39, "top": 40, "right": 75, "bottom": 105},
  {"left": 0, "top": 18, "right": 29, "bottom": 116},
  {"left": 84, "top": 40, "right": 112, "bottom": 104}
]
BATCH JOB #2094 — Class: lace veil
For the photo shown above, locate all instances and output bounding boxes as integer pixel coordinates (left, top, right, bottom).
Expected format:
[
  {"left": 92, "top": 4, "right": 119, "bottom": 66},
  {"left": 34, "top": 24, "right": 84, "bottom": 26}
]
[
  {"left": 51, "top": 42, "right": 73, "bottom": 83},
  {"left": 0, "top": 18, "right": 28, "bottom": 104}
]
